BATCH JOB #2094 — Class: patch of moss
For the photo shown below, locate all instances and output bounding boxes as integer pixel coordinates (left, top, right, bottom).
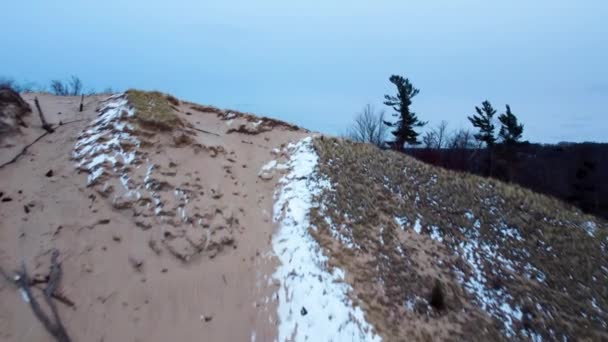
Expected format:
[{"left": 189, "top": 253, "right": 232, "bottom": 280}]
[{"left": 126, "top": 89, "right": 181, "bottom": 130}]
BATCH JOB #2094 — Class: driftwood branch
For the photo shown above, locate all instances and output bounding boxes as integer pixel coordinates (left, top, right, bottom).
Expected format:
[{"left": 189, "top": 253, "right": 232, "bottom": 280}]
[
  {"left": 34, "top": 97, "right": 55, "bottom": 133},
  {"left": 0, "top": 131, "right": 50, "bottom": 169},
  {"left": 192, "top": 127, "right": 220, "bottom": 136},
  {"left": 0, "top": 119, "right": 85, "bottom": 170},
  {"left": 11, "top": 250, "right": 71, "bottom": 342},
  {"left": 57, "top": 119, "right": 85, "bottom": 126}
]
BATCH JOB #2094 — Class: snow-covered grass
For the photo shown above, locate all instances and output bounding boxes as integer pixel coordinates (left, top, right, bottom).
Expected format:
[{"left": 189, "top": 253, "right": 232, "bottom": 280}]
[
  {"left": 310, "top": 137, "right": 608, "bottom": 340},
  {"left": 73, "top": 94, "right": 139, "bottom": 186},
  {"left": 271, "top": 137, "right": 380, "bottom": 342},
  {"left": 73, "top": 95, "right": 193, "bottom": 224}
]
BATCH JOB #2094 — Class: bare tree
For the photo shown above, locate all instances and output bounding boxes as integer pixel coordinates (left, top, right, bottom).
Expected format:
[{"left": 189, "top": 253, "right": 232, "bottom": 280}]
[
  {"left": 422, "top": 121, "right": 449, "bottom": 149},
  {"left": 434, "top": 120, "right": 449, "bottom": 149},
  {"left": 448, "top": 128, "right": 477, "bottom": 149},
  {"left": 50, "top": 80, "right": 68, "bottom": 96},
  {"left": 68, "top": 76, "right": 82, "bottom": 96},
  {"left": 422, "top": 131, "right": 437, "bottom": 149},
  {"left": 345, "top": 104, "right": 388, "bottom": 148},
  {"left": 49, "top": 76, "right": 84, "bottom": 96}
]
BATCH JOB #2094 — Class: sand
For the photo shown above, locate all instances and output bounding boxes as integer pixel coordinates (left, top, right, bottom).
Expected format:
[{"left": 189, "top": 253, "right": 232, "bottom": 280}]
[{"left": 0, "top": 93, "right": 308, "bottom": 341}]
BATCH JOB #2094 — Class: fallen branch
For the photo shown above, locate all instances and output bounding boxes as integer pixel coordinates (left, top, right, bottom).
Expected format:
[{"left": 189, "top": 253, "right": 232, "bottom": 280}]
[
  {"left": 0, "top": 118, "right": 85, "bottom": 170},
  {"left": 57, "top": 119, "right": 85, "bottom": 126},
  {"left": 12, "top": 250, "right": 71, "bottom": 342},
  {"left": 34, "top": 97, "right": 54, "bottom": 133},
  {"left": 192, "top": 127, "right": 220, "bottom": 136},
  {"left": 0, "top": 131, "right": 50, "bottom": 169}
]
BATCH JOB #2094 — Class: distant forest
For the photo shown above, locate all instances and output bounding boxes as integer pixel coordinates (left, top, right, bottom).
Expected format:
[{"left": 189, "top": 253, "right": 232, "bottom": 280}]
[
  {"left": 407, "top": 143, "right": 608, "bottom": 220},
  {"left": 346, "top": 74, "right": 608, "bottom": 220}
]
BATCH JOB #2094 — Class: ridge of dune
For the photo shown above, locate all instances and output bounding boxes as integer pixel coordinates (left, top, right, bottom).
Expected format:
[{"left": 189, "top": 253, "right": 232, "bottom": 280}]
[
  {"left": 1, "top": 90, "right": 606, "bottom": 342},
  {"left": 0, "top": 91, "right": 314, "bottom": 341}
]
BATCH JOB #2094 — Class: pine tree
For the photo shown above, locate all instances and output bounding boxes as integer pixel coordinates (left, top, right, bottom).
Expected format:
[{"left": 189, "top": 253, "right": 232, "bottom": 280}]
[
  {"left": 383, "top": 75, "right": 426, "bottom": 150},
  {"left": 498, "top": 105, "right": 524, "bottom": 144},
  {"left": 468, "top": 100, "right": 496, "bottom": 147}
]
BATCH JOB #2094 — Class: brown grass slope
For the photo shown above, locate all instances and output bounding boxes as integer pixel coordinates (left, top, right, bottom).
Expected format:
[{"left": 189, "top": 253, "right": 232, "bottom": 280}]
[{"left": 310, "top": 137, "right": 607, "bottom": 341}]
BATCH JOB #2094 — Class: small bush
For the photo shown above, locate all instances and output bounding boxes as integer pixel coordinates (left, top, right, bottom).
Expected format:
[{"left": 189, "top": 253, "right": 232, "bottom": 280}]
[
  {"left": 429, "top": 279, "right": 446, "bottom": 311},
  {"left": 165, "top": 94, "right": 180, "bottom": 107}
]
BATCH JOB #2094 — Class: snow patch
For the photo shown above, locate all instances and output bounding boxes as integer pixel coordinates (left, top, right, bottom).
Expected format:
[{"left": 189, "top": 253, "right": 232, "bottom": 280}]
[
  {"left": 73, "top": 94, "right": 139, "bottom": 186},
  {"left": 429, "top": 225, "right": 443, "bottom": 242},
  {"left": 583, "top": 221, "right": 597, "bottom": 237},
  {"left": 413, "top": 218, "right": 422, "bottom": 234},
  {"left": 271, "top": 137, "right": 380, "bottom": 342}
]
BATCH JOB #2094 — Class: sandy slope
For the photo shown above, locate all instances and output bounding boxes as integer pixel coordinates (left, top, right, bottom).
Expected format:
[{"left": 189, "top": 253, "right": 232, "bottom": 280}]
[{"left": 0, "top": 93, "right": 308, "bottom": 341}]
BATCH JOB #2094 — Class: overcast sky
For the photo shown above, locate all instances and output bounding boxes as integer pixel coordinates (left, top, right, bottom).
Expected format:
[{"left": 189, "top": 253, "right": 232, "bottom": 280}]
[{"left": 2, "top": 0, "right": 606, "bottom": 143}]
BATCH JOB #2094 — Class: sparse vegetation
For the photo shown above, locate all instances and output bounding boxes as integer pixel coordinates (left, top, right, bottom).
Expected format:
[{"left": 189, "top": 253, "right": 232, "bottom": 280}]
[
  {"left": 0, "top": 77, "right": 37, "bottom": 93},
  {"left": 310, "top": 137, "right": 607, "bottom": 341},
  {"left": 0, "top": 86, "right": 32, "bottom": 136},
  {"left": 50, "top": 75, "right": 83, "bottom": 96},
  {"left": 344, "top": 104, "right": 387, "bottom": 148},
  {"left": 1, "top": 75, "right": 116, "bottom": 95},
  {"left": 125, "top": 89, "right": 182, "bottom": 130}
]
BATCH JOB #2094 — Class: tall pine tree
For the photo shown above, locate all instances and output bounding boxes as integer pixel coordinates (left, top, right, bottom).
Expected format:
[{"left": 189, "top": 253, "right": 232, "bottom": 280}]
[
  {"left": 468, "top": 100, "right": 497, "bottom": 147},
  {"left": 498, "top": 105, "right": 524, "bottom": 144},
  {"left": 383, "top": 75, "right": 426, "bottom": 150}
]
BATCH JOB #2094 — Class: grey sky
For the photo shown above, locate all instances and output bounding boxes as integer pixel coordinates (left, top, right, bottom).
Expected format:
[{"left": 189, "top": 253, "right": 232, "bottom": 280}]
[{"left": 2, "top": 0, "right": 606, "bottom": 143}]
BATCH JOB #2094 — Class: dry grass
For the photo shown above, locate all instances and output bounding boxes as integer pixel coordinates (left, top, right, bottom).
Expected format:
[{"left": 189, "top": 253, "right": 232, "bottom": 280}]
[
  {"left": 310, "top": 137, "right": 608, "bottom": 341},
  {"left": 126, "top": 89, "right": 182, "bottom": 130},
  {"left": 188, "top": 104, "right": 225, "bottom": 115},
  {"left": 0, "top": 86, "right": 31, "bottom": 137}
]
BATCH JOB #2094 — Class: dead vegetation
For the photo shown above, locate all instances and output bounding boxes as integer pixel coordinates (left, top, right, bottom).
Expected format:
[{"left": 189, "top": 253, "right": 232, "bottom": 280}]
[
  {"left": 125, "top": 89, "right": 182, "bottom": 130},
  {"left": 189, "top": 103, "right": 225, "bottom": 115},
  {"left": 187, "top": 101, "right": 304, "bottom": 134},
  {"left": 1, "top": 250, "right": 72, "bottom": 342},
  {"left": 224, "top": 112, "right": 302, "bottom": 134},
  {"left": 310, "top": 137, "right": 607, "bottom": 341},
  {"left": 0, "top": 86, "right": 31, "bottom": 137}
]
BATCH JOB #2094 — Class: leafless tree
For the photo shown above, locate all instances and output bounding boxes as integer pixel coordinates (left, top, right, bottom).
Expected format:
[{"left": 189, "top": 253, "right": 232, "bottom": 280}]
[
  {"left": 50, "top": 76, "right": 83, "bottom": 96},
  {"left": 345, "top": 104, "right": 388, "bottom": 148},
  {"left": 422, "top": 130, "right": 437, "bottom": 148},
  {"left": 68, "top": 76, "right": 82, "bottom": 96},
  {"left": 448, "top": 128, "right": 478, "bottom": 149},
  {"left": 434, "top": 120, "right": 449, "bottom": 149},
  {"left": 50, "top": 80, "right": 68, "bottom": 96},
  {"left": 422, "top": 121, "right": 449, "bottom": 149}
]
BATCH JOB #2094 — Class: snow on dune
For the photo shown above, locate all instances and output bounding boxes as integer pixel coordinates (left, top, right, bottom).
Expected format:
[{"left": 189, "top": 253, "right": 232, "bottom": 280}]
[{"left": 271, "top": 137, "right": 380, "bottom": 342}]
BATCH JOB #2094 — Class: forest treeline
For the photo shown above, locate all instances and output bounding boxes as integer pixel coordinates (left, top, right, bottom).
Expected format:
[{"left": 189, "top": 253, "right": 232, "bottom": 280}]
[{"left": 345, "top": 74, "right": 607, "bottom": 219}]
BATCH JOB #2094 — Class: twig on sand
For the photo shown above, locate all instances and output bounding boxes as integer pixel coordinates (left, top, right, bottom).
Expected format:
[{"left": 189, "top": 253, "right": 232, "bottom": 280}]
[
  {"left": 57, "top": 119, "right": 85, "bottom": 126},
  {"left": 0, "top": 118, "right": 85, "bottom": 170},
  {"left": 192, "top": 127, "right": 220, "bottom": 136},
  {"left": 0, "top": 131, "right": 50, "bottom": 169},
  {"left": 7, "top": 250, "right": 72, "bottom": 342},
  {"left": 34, "top": 97, "right": 55, "bottom": 133}
]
